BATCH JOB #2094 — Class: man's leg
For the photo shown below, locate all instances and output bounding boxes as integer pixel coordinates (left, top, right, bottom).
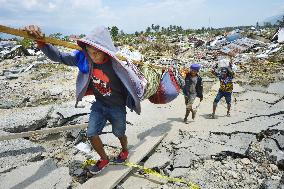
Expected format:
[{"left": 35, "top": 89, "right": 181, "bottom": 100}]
[
  {"left": 225, "top": 92, "right": 232, "bottom": 116},
  {"left": 109, "top": 106, "right": 129, "bottom": 163},
  {"left": 87, "top": 102, "right": 109, "bottom": 174},
  {"left": 118, "top": 135, "right": 128, "bottom": 152},
  {"left": 184, "top": 96, "right": 190, "bottom": 123},
  {"left": 87, "top": 102, "right": 108, "bottom": 160},
  {"left": 212, "top": 91, "right": 223, "bottom": 118},
  {"left": 184, "top": 108, "right": 190, "bottom": 123},
  {"left": 227, "top": 104, "right": 231, "bottom": 116},
  {"left": 90, "top": 136, "right": 108, "bottom": 160},
  {"left": 212, "top": 102, "right": 217, "bottom": 118}
]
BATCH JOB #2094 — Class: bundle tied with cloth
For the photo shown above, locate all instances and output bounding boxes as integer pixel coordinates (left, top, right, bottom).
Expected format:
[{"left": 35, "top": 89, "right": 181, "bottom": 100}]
[{"left": 116, "top": 46, "right": 185, "bottom": 104}]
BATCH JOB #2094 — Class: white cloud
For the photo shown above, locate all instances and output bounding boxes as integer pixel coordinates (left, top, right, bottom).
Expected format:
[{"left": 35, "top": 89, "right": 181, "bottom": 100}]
[
  {"left": 0, "top": 0, "right": 283, "bottom": 35},
  {"left": 69, "top": 0, "right": 102, "bottom": 9},
  {"left": 48, "top": 2, "right": 56, "bottom": 10},
  {"left": 112, "top": 0, "right": 207, "bottom": 31}
]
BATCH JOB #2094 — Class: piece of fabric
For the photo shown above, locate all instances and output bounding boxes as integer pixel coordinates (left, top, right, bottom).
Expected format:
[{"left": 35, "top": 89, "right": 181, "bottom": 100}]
[
  {"left": 214, "top": 91, "right": 232, "bottom": 105},
  {"left": 189, "top": 76, "right": 198, "bottom": 95},
  {"left": 174, "top": 69, "right": 185, "bottom": 89},
  {"left": 217, "top": 74, "right": 234, "bottom": 92},
  {"left": 149, "top": 70, "right": 180, "bottom": 104},
  {"left": 77, "top": 26, "right": 147, "bottom": 102},
  {"left": 87, "top": 100, "right": 127, "bottom": 138},
  {"left": 212, "top": 65, "right": 234, "bottom": 93},
  {"left": 90, "top": 59, "right": 127, "bottom": 107},
  {"left": 39, "top": 26, "right": 147, "bottom": 114},
  {"left": 185, "top": 95, "right": 196, "bottom": 110},
  {"left": 139, "top": 65, "right": 162, "bottom": 100}
]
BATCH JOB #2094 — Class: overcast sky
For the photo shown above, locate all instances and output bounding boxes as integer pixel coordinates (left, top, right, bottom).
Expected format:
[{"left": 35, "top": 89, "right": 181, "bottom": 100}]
[{"left": 1, "top": 0, "right": 284, "bottom": 35}]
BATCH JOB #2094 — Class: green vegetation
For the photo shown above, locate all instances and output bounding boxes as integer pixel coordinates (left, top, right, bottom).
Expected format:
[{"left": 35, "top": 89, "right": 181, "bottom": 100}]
[{"left": 17, "top": 38, "right": 33, "bottom": 48}]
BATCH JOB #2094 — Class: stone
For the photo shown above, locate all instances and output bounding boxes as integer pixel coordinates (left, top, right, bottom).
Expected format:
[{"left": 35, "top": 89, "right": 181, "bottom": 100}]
[
  {"left": 169, "top": 168, "right": 189, "bottom": 178},
  {"left": 0, "top": 99, "right": 16, "bottom": 109},
  {"left": 173, "top": 148, "right": 198, "bottom": 168},
  {"left": 0, "top": 159, "right": 72, "bottom": 189},
  {"left": 271, "top": 132, "right": 284, "bottom": 150},
  {"left": 259, "top": 138, "right": 284, "bottom": 165},
  {"left": 49, "top": 87, "right": 63, "bottom": 97},
  {"left": 241, "top": 158, "right": 251, "bottom": 165},
  {"left": 144, "top": 151, "right": 171, "bottom": 169},
  {"left": 246, "top": 142, "right": 267, "bottom": 163},
  {"left": 269, "top": 164, "right": 278, "bottom": 172},
  {"left": 259, "top": 179, "right": 283, "bottom": 189},
  {"left": 5, "top": 74, "right": 19, "bottom": 80},
  {"left": 51, "top": 104, "right": 90, "bottom": 126}
]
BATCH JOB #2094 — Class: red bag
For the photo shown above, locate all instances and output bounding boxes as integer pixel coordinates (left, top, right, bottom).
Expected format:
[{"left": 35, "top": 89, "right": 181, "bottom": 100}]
[{"left": 149, "top": 70, "right": 180, "bottom": 104}]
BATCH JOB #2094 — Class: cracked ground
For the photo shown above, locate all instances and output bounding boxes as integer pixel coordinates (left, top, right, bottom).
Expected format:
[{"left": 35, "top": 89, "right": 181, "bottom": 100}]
[{"left": 119, "top": 82, "right": 284, "bottom": 189}]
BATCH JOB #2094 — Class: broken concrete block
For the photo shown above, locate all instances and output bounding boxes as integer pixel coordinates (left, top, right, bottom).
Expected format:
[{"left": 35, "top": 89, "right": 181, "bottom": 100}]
[
  {"left": 0, "top": 106, "right": 53, "bottom": 132},
  {"left": 0, "top": 159, "right": 72, "bottom": 189},
  {"left": 0, "top": 131, "right": 45, "bottom": 173},
  {"left": 144, "top": 150, "right": 171, "bottom": 169}
]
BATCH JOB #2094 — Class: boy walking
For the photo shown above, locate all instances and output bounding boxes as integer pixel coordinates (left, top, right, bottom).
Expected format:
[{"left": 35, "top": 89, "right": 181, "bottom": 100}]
[
  {"left": 24, "top": 25, "right": 144, "bottom": 175},
  {"left": 183, "top": 64, "right": 203, "bottom": 124},
  {"left": 211, "top": 62, "right": 235, "bottom": 119}
]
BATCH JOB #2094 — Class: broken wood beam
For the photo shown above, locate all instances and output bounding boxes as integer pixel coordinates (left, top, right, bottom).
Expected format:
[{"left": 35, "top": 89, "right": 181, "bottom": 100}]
[
  {"left": 0, "top": 124, "right": 87, "bottom": 141},
  {"left": 0, "top": 24, "right": 82, "bottom": 50}
]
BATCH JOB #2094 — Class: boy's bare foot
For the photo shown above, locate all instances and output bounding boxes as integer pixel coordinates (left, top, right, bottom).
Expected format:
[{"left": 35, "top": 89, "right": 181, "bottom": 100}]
[
  {"left": 227, "top": 112, "right": 231, "bottom": 117},
  {"left": 192, "top": 110, "right": 197, "bottom": 120}
]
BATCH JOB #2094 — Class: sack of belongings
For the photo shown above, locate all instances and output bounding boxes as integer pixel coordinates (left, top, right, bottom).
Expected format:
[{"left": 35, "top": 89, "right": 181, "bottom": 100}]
[
  {"left": 174, "top": 68, "right": 185, "bottom": 89},
  {"left": 115, "top": 47, "right": 147, "bottom": 100},
  {"left": 139, "top": 64, "right": 162, "bottom": 100},
  {"left": 149, "top": 70, "right": 180, "bottom": 104}
]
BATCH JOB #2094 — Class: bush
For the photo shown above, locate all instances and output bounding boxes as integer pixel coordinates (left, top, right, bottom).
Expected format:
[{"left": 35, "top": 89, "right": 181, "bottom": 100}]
[{"left": 17, "top": 38, "right": 33, "bottom": 48}]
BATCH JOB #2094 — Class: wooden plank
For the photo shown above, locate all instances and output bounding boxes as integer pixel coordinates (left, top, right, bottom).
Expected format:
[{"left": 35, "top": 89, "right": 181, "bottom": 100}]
[
  {"left": 0, "top": 25, "right": 186, "bottom": 72},
  {"left": 0, "top": 124, "right": 87, "bottom": 141},
  {"left": 0, "top": 25, "right": 82, "bottom": 50},
  {"left": 78, "top": 133, "right": 167, "bottom": 189}
]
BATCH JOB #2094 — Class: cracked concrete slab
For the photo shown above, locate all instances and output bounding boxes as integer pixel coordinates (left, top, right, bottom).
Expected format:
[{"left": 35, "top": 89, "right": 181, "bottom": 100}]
[
  {"left": 0, "top": 131, "right": 45, "bottom": 173},
  {"left": 0, "top": 106, "right": 53, "bottom": 133},
  {"left": 0, "top": 159, "right": 72, "bottom": 189}
]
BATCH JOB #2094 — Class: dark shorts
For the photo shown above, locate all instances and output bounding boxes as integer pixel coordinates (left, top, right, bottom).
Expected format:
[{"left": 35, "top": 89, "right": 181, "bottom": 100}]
[
  {"left": 214, "top": 91, "right": 232, "bottom": 105},
  {"left": 87, "top": 100, "right": 127, "bottom": 138}
]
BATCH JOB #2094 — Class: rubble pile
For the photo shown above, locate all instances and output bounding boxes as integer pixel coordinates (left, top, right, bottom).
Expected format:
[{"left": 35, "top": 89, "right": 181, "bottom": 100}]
[{"left": 144, "top": 129, "right": 284, "bottom": 189}]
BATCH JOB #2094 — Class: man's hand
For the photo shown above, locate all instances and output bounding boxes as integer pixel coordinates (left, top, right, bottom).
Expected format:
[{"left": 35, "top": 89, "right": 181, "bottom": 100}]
[{"left": 23, "top": 25, "right": 45, "bottom": 39}]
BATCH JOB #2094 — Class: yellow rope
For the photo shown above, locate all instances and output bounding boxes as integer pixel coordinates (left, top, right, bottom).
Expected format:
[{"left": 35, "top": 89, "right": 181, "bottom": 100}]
[{"left": 81, "top": 159, "right": 201, "bottom": 189}]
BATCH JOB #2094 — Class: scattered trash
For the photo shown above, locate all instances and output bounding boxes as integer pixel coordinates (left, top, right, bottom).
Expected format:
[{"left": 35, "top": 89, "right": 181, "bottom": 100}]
[{"left": 75, "top": 142, "right": 92, "bottom": 153}]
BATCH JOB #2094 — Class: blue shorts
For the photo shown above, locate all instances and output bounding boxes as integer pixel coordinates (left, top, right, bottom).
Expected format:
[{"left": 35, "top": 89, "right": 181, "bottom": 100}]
[
  {"left": 214, "top": 91, "right": 232, "bottom": 105},
  {"left": 87, "top": 100, "right": 127, "bottom": 138}
]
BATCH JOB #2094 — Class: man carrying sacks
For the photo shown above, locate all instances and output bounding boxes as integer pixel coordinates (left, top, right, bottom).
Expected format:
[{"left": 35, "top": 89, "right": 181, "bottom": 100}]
[{"left": 183, "top": 64, "right": 203, "bottom": 124}]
